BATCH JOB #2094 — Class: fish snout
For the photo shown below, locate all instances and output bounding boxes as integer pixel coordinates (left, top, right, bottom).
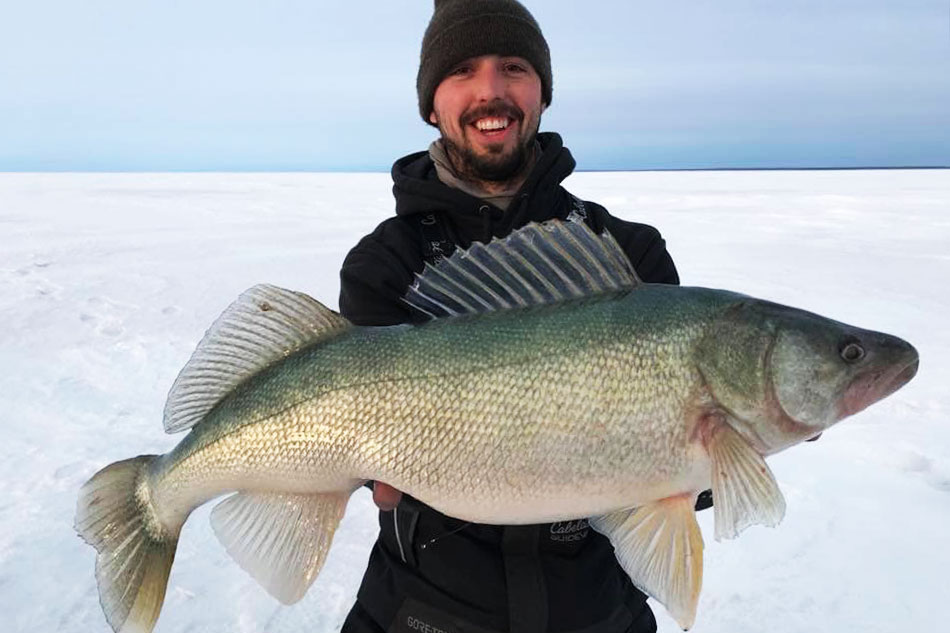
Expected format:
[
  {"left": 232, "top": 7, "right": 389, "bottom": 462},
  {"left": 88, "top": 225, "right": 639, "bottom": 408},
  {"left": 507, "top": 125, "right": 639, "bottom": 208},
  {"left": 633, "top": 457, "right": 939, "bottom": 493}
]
[{"left": 839, "top": 333, "right": 918, "bottom": 418}]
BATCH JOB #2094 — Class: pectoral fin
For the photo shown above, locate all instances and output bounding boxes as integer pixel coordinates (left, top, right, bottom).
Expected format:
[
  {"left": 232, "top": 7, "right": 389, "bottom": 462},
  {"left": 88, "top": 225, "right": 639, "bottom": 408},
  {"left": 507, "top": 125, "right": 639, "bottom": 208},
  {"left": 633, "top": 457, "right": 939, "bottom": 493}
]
[
  {"left": 591, "top": 496, "right": 703, "bottom": 631},
  {"left": 708, "top": 424, "right": 786, "bottom": 541},
  {"left": 210, "top": 490, "right": 350, "bottom": 604}
]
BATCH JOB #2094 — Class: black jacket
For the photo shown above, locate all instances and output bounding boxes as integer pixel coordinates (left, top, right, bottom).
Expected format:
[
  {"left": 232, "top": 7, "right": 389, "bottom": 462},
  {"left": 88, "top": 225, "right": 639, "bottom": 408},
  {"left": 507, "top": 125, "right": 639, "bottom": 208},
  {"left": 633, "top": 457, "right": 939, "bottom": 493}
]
[{"left": 338, "top": 133, "right": 679, "bottom": 633}]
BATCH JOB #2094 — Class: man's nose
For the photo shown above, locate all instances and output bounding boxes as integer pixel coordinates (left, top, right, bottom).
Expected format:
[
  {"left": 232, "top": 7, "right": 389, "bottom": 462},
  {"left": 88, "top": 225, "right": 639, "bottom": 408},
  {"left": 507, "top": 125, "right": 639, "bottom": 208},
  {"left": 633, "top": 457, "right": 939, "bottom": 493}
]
[{"left": 472, "top": 66, "right": 506, "bottom": 101}]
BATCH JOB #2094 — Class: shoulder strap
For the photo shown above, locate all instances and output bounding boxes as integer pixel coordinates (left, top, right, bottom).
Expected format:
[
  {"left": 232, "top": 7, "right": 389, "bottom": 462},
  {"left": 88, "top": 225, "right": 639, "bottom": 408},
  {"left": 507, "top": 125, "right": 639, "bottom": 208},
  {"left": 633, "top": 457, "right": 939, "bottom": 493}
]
[
  {"left": 417, "top": 195, "right": 588, "bottom": 266},
  {"left": 415, "top": 212, "right": 456, "bottom": 265},
  {"left": 566, "top": 193, "right": 588, "bottom": 224},
  {"left": 566, "top": 191, "right": 610, "bottom": 235}
]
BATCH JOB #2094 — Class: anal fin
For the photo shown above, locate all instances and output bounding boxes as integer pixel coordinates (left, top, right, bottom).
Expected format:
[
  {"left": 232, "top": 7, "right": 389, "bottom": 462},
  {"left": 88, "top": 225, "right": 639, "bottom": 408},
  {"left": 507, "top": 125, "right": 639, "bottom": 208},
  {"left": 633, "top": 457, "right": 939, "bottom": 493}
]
[
  {"left": 708, "top": 424, "right": 786, "bottom": 541},
  {"left": 591, "top": 496, "right": 703, "bottom": 631},
  {"left": 210, "top": 490, "right": 350, "bottom": 604}
]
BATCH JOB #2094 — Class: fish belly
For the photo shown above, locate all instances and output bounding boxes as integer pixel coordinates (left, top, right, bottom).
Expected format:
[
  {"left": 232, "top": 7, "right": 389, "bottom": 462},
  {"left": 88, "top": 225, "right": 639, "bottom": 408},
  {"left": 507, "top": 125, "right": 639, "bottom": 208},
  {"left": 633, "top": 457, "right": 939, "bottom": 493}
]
[
  {"left": 154, "top": 296, "right": 718, "bottom": 525},
  {"left": 331, "top": 345, "right": 711, "bottom": 523}
]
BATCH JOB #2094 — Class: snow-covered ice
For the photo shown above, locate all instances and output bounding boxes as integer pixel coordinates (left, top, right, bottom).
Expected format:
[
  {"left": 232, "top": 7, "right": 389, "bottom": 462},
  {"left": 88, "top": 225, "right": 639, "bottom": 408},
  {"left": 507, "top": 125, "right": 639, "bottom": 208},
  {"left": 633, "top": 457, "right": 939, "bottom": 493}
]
[{"left": 1, "top": 169, "right": 946, "bottom": 633}]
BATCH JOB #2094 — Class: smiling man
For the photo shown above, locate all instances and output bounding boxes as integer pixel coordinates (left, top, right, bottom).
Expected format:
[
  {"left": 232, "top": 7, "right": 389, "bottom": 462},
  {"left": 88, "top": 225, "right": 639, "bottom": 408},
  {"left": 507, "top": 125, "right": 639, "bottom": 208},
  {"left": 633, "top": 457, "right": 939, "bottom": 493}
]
[
  {"left": 338, "top": 2, "right": 691, "bottom": 633},
  {"left": 428, "top": 53, "right": 544, "bottom": 190}
]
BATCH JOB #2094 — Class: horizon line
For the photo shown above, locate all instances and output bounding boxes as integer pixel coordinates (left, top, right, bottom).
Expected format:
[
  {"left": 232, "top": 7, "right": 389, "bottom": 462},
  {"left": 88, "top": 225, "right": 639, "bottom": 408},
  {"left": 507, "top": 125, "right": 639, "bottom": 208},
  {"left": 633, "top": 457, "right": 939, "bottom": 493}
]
[{"left": 1, "top": 165, "right": 947, "bottom": 175}]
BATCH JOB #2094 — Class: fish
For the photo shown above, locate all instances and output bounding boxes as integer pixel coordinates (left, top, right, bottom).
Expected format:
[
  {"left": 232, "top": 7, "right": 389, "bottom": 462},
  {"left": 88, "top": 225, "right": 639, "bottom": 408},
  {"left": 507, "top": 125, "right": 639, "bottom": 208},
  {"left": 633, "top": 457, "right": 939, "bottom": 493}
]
[{"left": 75, "top": 220, "right": 918, "bottom": 632}]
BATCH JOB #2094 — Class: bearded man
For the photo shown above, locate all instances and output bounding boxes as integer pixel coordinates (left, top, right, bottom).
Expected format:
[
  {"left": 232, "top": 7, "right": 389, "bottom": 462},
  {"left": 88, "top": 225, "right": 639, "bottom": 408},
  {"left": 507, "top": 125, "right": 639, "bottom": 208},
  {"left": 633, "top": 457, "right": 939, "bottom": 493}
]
[{"left": 338, "top": 2, "right": 706, "bottom": 632}]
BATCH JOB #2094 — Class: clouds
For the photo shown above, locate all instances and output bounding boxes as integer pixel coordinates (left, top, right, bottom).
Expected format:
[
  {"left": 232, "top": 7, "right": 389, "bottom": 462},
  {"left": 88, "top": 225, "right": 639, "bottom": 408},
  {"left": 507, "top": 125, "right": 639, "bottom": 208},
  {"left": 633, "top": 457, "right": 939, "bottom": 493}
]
[{"left": 1, "top": 1, "right": 947, "bottom": 170}]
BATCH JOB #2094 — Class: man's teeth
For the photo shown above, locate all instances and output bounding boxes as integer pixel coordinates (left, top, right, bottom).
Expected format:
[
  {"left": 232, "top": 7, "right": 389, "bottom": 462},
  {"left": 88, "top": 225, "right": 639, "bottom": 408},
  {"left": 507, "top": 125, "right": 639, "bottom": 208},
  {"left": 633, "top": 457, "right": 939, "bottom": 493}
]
[{"left": 475, "top": 118, "right": 510, "bottom": 131}]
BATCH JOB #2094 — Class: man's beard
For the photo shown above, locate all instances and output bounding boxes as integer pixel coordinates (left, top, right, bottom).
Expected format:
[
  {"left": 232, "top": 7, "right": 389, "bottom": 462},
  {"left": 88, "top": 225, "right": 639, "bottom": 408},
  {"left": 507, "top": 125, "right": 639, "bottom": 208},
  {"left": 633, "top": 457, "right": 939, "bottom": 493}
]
[{"left": 440, "top": 101, "right": 540, "bottom": 185}]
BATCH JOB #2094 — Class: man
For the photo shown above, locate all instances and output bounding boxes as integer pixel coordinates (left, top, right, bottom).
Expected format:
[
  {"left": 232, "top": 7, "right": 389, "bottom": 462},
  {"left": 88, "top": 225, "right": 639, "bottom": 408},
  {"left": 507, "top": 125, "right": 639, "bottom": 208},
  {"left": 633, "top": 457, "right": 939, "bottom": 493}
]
[{"left": 338, "top": 2, "right": 708, "bottom": 632}]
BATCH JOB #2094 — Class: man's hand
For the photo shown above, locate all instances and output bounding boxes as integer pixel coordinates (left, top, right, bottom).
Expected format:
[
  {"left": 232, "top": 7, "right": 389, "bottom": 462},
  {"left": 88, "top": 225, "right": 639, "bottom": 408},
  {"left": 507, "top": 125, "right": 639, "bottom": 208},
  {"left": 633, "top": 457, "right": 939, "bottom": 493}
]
[{"left": 373, "top": 481, "right": 403, "bottom": 511}]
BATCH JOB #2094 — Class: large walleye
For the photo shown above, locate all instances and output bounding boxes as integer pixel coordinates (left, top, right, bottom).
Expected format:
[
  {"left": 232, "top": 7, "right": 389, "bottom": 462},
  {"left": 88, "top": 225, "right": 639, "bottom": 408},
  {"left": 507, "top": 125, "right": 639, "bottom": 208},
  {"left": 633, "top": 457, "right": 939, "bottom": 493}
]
[{"left": 76, "top": 220, "right": 918, "bottom": 632}]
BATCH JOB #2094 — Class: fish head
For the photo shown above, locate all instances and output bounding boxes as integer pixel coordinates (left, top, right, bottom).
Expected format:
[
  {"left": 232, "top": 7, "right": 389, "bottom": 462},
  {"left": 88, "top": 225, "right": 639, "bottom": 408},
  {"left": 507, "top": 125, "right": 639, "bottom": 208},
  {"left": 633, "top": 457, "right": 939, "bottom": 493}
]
[{"left": 698, "top": 299, "right": 918, "bottom": 454}]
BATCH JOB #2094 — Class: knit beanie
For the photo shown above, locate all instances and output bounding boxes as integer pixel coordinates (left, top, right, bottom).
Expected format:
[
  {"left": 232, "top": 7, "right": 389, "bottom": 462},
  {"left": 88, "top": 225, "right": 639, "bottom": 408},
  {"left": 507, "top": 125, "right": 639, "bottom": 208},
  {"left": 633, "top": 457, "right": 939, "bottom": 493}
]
[{"left": 417, "top": 0, "right": 552, "bottom": 124}]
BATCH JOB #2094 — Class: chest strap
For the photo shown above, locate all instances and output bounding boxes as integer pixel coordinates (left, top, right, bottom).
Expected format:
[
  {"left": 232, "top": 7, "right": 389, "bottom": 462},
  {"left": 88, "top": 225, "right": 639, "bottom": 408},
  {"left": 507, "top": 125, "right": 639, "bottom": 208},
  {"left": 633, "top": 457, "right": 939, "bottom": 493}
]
[
  {"left": 416, "top": 212, "right": 455, "bottom": 265},
  {"left": 415, "top": 193, "right": 592, "bottom": 267}
]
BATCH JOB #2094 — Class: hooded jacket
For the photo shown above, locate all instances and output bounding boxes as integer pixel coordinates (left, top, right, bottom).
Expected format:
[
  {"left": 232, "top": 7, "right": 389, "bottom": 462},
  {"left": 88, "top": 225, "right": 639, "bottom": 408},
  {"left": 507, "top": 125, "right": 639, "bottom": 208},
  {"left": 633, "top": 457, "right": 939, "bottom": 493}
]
[
  {"left": 338, "top": 133, "right": 679, "bottom": 633},
  {"left": 340, "top": 133, "right": 678, "bottom": 327}
]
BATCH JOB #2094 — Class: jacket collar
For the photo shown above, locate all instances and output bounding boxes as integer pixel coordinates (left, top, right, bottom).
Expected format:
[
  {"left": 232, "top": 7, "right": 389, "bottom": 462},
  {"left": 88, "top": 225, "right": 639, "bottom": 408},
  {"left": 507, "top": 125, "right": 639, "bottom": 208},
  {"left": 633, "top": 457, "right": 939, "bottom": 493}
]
[{"left": 391, "top": 132, "right": 577, "bottom": 243}]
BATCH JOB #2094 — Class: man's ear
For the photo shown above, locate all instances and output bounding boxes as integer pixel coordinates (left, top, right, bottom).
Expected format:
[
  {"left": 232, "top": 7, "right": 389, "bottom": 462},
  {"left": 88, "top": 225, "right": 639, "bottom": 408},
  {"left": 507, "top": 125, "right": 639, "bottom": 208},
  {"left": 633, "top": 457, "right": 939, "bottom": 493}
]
[{"left": 429, "top": 111, "right": 438, "bottom": 125}]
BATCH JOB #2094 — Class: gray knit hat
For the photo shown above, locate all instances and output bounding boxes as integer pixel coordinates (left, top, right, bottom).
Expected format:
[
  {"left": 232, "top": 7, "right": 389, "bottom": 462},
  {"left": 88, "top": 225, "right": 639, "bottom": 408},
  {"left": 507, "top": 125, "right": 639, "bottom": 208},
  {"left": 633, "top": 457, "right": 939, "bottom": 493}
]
[{"left": 417, "top": 0, "right": 552, "bottom": 124}]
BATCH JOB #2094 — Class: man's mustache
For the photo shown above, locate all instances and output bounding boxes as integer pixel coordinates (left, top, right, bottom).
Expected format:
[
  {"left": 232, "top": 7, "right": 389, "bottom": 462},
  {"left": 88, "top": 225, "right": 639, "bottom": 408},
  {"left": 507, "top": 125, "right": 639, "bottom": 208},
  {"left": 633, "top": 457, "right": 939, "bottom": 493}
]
[{"left": 460, "top": 101, "right": 523, "bottom": 126}]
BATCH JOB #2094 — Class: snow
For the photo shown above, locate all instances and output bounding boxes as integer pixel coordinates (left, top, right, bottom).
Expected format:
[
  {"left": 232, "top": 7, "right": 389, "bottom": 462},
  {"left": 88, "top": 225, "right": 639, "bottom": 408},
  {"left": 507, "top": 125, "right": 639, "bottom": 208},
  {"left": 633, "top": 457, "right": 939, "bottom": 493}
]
[{"left": 1, "top": 169, "right": 946, "bottom": 633}]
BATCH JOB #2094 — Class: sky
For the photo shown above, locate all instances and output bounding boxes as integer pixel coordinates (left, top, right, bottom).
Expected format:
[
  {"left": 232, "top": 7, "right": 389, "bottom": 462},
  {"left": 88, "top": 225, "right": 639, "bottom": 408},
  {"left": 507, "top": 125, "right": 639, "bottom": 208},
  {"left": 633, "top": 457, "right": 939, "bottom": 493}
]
[{"left": 1, "top": 0, "right": 948, "bottom": 171}]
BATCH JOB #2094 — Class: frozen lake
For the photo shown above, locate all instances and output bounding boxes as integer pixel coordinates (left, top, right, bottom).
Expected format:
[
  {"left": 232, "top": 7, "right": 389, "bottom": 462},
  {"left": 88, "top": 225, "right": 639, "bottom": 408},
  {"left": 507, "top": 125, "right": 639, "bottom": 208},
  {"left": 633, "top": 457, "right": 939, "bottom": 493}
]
[{"left": 1, "top": 169, "right": 946, "bottom": 632}]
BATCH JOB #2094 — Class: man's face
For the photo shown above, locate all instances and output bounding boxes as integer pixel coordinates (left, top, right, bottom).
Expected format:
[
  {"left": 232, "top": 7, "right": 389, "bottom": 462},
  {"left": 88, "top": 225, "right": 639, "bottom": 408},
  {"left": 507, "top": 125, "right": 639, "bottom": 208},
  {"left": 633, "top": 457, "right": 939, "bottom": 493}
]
[{"left": 429, "top": 55, "right": 545, "bottom": 183}]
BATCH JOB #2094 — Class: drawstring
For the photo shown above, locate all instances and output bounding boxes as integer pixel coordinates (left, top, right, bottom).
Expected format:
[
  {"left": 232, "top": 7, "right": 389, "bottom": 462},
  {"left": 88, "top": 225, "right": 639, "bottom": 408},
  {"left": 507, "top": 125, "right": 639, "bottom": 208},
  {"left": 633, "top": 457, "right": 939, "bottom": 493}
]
[
  {"left": 393, "top": 509, "right": 408, "bottom": 563},
  {"left": 477, "top": 193, "right": 529, "bottom": 243},
  {"left": 419, "top": 522, "right": 472, "bottom": 549},
  {"left": 478, "top": 204, "right": 492, "bottom": 242}
]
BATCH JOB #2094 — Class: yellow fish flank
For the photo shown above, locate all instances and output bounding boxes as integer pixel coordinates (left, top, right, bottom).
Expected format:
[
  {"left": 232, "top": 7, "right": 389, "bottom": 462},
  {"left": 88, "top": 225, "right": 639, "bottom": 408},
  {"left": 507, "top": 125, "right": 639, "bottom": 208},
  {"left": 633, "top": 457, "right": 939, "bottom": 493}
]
[{"left": 76, "top": 221, "right": 918, "bottom": 632}]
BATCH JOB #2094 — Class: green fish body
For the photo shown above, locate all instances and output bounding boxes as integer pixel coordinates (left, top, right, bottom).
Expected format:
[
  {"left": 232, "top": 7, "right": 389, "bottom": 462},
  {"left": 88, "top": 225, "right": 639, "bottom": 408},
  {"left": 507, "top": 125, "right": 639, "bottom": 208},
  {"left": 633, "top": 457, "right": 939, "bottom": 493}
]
[{"left": 76, "top": 221, "right": 918, "bottom": 632}]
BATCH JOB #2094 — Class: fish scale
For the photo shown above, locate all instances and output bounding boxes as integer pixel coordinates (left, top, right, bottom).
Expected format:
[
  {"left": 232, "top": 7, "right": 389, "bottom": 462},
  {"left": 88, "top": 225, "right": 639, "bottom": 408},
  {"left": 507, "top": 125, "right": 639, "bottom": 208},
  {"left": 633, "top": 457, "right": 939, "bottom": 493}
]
[
  {"left": 75, "top": 220, "right": 918, "bottom": 632},
  {"left": 150, "top": 287, "right": 726, "bottom": 529}
]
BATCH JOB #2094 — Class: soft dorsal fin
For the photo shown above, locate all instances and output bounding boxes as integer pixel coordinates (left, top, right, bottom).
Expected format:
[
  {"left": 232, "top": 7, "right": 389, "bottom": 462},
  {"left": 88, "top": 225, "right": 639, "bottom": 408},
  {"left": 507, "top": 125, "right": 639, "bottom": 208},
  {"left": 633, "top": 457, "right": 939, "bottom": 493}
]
[
  {"left": 163, "top": 284, "right": 350, "bottom": 433},
  {"left": 403, "top": 219, "right": 641, "bottom": 319}
]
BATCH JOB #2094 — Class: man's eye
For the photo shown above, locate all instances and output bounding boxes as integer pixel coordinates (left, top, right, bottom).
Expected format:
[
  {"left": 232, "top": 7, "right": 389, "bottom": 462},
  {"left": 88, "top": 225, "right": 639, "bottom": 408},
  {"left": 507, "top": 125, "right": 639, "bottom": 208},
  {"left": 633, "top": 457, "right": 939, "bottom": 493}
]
[
  {"left": 450, "top": 65, "right": 472, "bottom": 76},
  {"left": 504, "top": 63, "right": 527, "bottom": 73}
]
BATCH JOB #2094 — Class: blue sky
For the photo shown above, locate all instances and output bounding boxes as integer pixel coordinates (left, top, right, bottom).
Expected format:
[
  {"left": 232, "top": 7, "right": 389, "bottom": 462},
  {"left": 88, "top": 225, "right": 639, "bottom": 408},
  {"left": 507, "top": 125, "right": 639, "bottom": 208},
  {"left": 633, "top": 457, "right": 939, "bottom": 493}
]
[{"left": 1, "top": 1, "right": 948, "bottom": 171}]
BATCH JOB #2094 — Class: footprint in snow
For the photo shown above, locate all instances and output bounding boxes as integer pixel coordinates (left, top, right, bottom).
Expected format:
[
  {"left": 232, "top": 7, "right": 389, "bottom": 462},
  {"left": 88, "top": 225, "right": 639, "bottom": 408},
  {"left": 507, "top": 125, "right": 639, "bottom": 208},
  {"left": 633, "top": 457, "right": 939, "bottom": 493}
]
[
  {"left": 79, "top": 297, "right": 126, "bottom": 337},
  {"left": 899, "top": 451, "right": 950, "bottom": 494},
  {"left": 13, "top": 259, "right": 53, "bottom": 275},
  {"left": 899, "top": 451, "right": 931, "bottom": 473},
  {"left": 927, "top": 474, "right": 950, "bottom": 493},
  {"left": 99, "top": 324, "right": 123, "bottom": 337}
]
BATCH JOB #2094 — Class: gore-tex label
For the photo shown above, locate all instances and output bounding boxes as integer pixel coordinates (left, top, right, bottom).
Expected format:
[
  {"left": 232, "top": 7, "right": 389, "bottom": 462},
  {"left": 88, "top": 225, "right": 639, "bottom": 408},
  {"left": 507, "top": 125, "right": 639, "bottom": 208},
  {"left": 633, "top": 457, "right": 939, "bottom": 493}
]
[{"left": 391, "top": 598, "right": 500, "bottom": 633}]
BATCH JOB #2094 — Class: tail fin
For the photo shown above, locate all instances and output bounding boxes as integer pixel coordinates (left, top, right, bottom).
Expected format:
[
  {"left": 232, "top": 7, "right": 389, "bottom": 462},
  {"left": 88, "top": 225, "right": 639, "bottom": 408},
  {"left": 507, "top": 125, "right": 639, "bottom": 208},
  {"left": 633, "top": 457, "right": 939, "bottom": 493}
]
[{"left": 75, "top": 455, "right": 180, "bottom": 633}]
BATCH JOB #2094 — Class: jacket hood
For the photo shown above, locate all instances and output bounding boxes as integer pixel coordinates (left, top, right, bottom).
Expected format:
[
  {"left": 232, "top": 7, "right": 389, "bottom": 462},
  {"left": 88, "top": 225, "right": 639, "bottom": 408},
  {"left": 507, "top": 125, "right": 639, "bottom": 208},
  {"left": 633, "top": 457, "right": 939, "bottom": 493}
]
[{"left": 391, "top": 132, "right": 578, "bottom": 244}]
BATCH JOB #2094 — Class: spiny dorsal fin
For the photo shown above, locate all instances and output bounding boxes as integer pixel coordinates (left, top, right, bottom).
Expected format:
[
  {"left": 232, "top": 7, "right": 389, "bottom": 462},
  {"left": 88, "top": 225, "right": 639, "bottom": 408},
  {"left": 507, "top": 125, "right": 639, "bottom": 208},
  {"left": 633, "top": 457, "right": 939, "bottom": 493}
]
[
  {"left": 163, "top": 284, "right": 350, "bottom": 433},
  {"left": 403, "top": 219, "right": 641, "bottom": 319}
]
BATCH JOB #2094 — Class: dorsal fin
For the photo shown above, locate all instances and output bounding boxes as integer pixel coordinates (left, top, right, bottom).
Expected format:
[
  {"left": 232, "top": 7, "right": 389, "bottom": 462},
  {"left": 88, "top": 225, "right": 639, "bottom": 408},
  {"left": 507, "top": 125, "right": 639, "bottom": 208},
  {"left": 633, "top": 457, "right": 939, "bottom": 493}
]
[
  {"left": 403, "top": 219, "right": 641, "bottom": 319},
  {"left": 163, "top": 284, "right": 350, "bottom": 433}
]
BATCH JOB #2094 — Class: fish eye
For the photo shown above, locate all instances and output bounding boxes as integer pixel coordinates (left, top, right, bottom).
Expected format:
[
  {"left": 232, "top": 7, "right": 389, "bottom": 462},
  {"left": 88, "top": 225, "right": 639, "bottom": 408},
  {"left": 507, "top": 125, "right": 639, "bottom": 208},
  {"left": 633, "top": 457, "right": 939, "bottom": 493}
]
[{"left": 839, "top": 340, "right": 865, "bottom": 363}]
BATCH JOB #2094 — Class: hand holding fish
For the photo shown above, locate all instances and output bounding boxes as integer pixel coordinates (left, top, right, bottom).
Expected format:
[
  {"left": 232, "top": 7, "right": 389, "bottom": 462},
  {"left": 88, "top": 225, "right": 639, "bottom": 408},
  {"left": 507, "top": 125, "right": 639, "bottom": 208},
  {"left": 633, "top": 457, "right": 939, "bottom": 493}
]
[{"left": 373, "top": 481, "right": 403, "bottom": 511}]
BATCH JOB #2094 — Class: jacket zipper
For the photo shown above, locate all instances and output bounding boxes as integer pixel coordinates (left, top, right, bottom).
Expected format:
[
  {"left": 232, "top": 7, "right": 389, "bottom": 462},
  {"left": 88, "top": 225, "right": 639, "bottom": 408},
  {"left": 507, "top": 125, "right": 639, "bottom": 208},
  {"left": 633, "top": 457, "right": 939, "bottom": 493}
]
[{"left": 393, "top": 508, "right": 407, "bottom": 563}]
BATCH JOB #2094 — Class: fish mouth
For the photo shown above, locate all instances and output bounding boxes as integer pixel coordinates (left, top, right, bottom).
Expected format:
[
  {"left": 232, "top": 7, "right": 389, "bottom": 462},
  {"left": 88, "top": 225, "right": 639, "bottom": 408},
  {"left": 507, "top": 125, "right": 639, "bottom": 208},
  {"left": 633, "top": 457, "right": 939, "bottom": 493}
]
[{"left": 840, "top": 346, "right": 919, "bottom": 418}]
